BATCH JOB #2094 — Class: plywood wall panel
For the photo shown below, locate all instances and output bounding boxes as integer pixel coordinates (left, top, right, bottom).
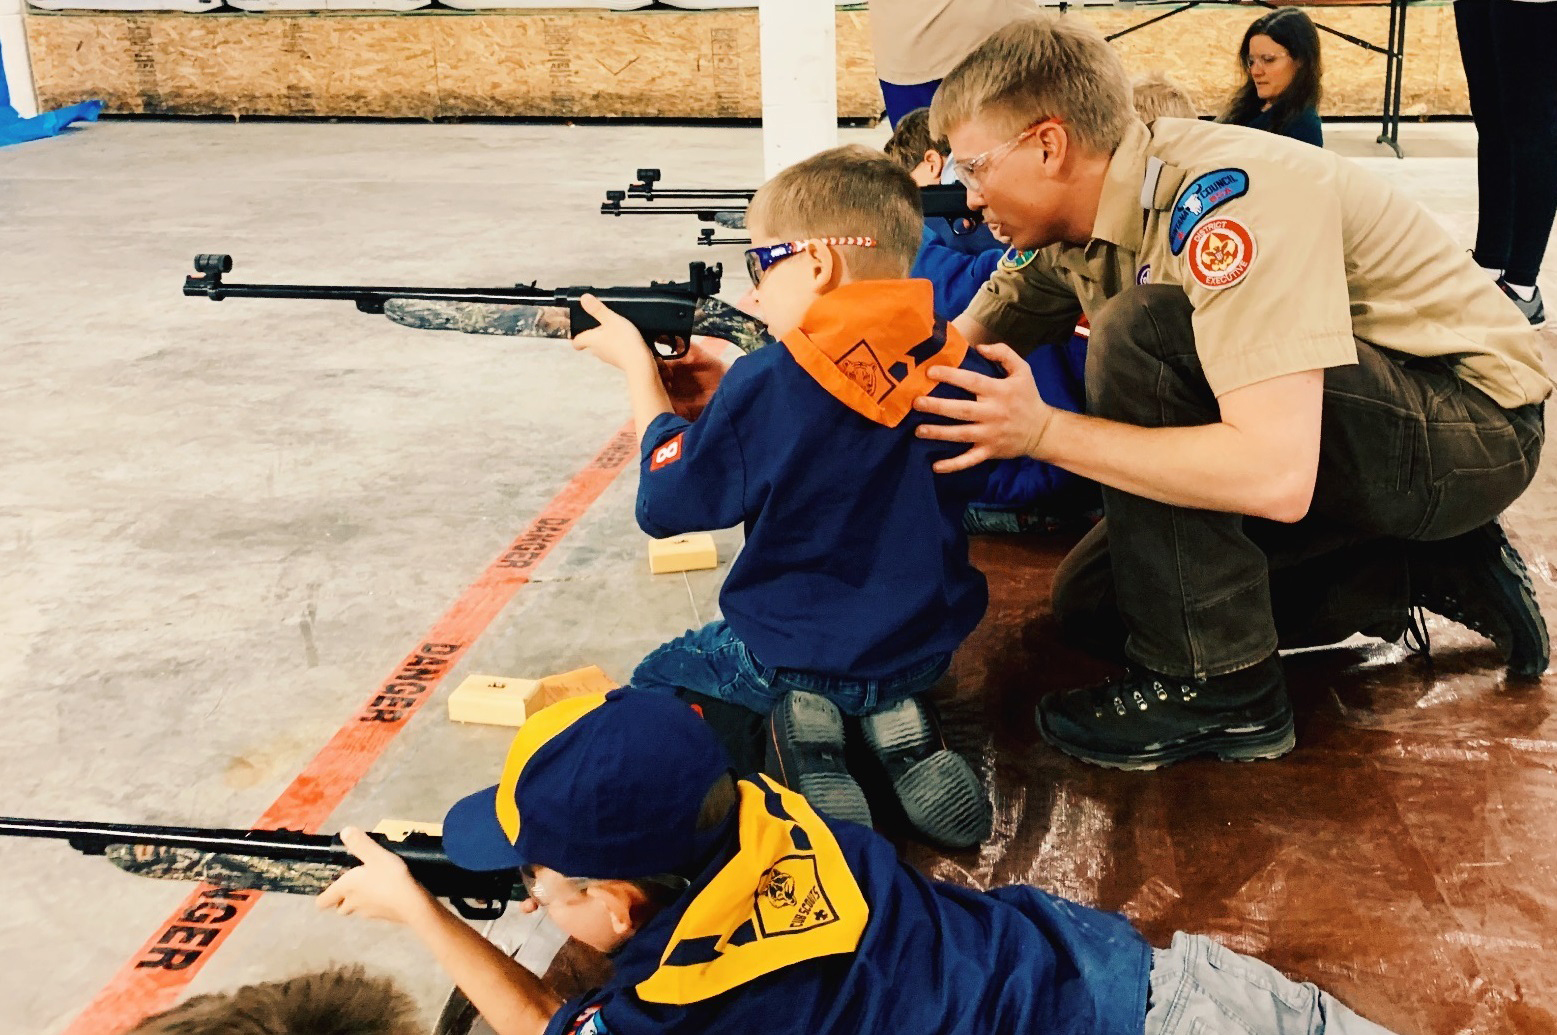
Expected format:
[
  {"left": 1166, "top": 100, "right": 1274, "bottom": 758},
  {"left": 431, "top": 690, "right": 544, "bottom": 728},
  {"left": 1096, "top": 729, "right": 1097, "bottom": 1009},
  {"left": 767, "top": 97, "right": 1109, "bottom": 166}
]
[{"left": 24, "top": 5, "right": 1469, "bottom": 122}]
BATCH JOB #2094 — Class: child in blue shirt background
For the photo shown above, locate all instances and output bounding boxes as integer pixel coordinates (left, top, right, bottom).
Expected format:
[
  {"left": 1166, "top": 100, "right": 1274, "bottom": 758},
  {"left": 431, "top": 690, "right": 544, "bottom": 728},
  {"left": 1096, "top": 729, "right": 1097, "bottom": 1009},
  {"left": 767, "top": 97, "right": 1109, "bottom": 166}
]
[{"left": 885, "top": 107, "right": 1100, "bottom": 534}]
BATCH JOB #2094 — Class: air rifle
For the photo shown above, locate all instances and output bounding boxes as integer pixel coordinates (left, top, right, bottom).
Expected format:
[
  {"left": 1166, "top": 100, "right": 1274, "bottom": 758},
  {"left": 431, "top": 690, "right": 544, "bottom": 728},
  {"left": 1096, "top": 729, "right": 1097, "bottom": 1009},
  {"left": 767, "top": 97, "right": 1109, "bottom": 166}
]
[
  {"left": 1, "top": 816, "right": 524, "bottom": 920},
  {"left": 600, "top": 168, "right": 984, "bottom": 246},
  {"left": 183, "top": 253, "right": 769, "bottom": 356}
]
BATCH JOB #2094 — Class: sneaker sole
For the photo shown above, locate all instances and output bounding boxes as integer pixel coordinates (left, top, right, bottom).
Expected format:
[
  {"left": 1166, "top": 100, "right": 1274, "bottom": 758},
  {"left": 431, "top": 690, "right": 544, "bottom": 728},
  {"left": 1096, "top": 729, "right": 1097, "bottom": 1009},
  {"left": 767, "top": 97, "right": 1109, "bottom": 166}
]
[
  {"left": 860, "top": 699, "right": 992, "bottom": 848},
  {"left": 1035, "top": 711, "right": 1297, "bottom": 772},
  {"left": 768, "top": 692, "right": 872, "bottom": 827}
]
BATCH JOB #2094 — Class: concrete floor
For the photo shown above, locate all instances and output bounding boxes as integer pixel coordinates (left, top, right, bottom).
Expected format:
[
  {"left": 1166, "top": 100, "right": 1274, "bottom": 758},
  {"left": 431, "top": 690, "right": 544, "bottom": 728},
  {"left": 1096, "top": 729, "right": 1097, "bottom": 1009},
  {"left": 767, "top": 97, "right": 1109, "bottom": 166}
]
[{"left": 0, "top": 116, "right": 1553, "bottom": 1035}]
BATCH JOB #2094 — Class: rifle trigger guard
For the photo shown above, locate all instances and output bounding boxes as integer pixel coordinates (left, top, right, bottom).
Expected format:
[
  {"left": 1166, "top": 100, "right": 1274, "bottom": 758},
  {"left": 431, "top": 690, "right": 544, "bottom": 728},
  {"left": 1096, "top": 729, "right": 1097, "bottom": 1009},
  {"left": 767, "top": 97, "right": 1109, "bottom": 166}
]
[{"left": 451, "top": 897, "right": 506, "bottom": 921}]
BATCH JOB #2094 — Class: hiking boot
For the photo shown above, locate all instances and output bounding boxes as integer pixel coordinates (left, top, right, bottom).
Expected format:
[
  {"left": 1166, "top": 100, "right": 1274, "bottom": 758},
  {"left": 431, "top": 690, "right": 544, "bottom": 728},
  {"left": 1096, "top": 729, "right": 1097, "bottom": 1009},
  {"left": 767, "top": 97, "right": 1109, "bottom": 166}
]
[
  {"left": 766, "top": 691, "right": 872, "bottom": 828},
  {"left": 858, "top": 696, "right": 992, "bottom": 849},
  {"left": 1036, "top": 655, "right": 1295, "bottom": 771},
  {"left": 1497, "top": 279, "right": 1546, "bottom": 327},
  {"left": 1409, "top": 520, "right": 1549, "bottom": 676}
]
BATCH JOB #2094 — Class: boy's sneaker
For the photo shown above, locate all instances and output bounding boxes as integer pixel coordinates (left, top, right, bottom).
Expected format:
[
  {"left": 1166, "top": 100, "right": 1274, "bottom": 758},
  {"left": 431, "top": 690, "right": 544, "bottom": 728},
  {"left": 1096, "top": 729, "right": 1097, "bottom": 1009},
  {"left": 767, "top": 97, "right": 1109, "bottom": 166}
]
[
  {"left": 858, "top": 696, "right": 992, "bottom": 849},
  {"left": 767, "top": 691, "right": 873, "bottom": 828},
  {"left": 1409, "top": 520, "right": 1549, "bottom": 676},
  {"left": 1036, "top": 654, "right": 1295, "bottom": 771},
  {"left": 1497, "top": 279, "right": 1546, "bottom": 327}
]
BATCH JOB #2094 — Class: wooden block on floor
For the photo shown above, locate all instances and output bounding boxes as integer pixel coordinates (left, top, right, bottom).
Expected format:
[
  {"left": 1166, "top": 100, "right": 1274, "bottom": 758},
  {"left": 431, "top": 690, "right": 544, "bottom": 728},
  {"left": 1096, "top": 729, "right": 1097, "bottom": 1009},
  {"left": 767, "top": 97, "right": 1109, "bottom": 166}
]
[
  {"left": 533, "top": 665, "right": 618, "bottom": 709},
  {"left": 448, "top": 674, "right": 540, "bottom": 727},
  {"left": 648, "top": 533, "right": 718, "bottom": 574},
  {"left": 371, "top": 819, "right": 443, "bottom": 841}
]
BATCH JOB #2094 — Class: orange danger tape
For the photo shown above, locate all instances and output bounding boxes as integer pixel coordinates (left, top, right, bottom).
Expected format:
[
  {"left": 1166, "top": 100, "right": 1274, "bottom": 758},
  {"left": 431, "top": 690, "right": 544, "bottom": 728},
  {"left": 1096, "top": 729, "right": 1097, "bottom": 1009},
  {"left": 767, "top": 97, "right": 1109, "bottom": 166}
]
[{"left": 63, "top": 423, "right": 638, "bottom": 1035}]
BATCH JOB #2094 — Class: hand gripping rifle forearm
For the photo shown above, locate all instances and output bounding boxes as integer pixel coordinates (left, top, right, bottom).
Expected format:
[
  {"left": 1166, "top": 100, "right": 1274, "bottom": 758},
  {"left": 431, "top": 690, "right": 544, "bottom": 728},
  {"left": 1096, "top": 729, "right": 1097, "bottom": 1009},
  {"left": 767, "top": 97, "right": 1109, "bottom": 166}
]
[
  {"left": 183, "top": 254, "right": 770, "bottom": 357},
  {"left": 1, "top": 817, "right": 524, "bottom": 920}
]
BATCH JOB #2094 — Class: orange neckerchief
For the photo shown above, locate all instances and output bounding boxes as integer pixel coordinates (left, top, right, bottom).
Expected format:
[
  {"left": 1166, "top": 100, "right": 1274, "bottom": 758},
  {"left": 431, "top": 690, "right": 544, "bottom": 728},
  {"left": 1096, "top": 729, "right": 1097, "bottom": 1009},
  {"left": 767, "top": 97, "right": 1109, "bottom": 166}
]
[{"left": 780, "top": 279, "right": 968, "bottom": 428}]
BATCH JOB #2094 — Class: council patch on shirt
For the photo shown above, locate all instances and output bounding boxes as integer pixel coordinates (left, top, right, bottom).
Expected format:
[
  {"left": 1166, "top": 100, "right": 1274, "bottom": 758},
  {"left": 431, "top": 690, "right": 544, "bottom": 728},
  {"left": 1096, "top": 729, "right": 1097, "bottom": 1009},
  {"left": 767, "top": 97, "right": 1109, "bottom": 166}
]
[
  {"left": 1186, "top": 216, "right": 1256, "bottom": 290},
  {"left": 1169, "top": 168, "right": 1250, "bottom": 255}
]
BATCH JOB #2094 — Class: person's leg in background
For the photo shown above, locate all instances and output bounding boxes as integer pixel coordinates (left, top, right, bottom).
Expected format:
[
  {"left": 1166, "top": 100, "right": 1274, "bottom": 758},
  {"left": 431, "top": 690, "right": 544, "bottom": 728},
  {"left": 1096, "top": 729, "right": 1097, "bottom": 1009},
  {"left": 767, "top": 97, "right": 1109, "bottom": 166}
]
[
  {"left": 1454, "top": 0, "right": 1509, "bottom": 280},
  {"left": 880, "top": 80, "right": 940, "bottom": 128},
  {"left": 1490, "top": 0, "right": 1557, "bottom": 322}
]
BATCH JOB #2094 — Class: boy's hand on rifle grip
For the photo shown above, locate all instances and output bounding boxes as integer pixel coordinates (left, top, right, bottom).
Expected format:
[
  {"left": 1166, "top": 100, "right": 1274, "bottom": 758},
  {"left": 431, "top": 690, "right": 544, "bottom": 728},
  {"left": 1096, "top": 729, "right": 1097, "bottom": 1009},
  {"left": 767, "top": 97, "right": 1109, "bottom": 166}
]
[
  {"left": 574, "top": 294, "right": 654, "bottom": 372},
  {"left": 659, "top": 337, "right": 729, "bottom": 421},
  {"left": 318, "top": 827, "right": 438, "bottom": 925}
]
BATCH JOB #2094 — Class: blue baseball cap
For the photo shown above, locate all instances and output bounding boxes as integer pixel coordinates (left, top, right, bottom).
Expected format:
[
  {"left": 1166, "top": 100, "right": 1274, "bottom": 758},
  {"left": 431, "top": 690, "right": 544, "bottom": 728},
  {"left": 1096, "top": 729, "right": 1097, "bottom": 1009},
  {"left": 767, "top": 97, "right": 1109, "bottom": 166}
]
[{"left": 442, "top": 688, "right": 734, "bottom": 878}]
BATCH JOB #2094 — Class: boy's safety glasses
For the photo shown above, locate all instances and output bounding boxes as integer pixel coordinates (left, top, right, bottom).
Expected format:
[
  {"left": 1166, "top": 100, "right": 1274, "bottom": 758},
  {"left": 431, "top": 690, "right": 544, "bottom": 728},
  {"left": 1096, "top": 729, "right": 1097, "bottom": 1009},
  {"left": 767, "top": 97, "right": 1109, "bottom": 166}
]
[{"left": 744, "top": 237, "right": 877, "bottom": 286}]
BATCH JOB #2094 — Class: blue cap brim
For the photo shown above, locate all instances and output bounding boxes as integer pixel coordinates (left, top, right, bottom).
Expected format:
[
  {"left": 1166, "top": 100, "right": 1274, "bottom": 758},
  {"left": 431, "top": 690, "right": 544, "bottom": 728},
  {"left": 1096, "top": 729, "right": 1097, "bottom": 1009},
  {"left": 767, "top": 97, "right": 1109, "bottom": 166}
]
[{"left": 441, "top": 785, "right": 527, "bottom": 872}]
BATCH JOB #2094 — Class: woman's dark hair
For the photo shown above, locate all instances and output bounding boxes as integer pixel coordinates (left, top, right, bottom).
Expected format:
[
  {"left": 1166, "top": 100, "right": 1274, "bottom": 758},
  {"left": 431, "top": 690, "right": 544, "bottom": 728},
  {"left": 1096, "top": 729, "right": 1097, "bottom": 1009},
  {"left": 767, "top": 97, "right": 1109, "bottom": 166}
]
[{"left": 1218, "top": 7, "right": 1322, "bottom": 133}]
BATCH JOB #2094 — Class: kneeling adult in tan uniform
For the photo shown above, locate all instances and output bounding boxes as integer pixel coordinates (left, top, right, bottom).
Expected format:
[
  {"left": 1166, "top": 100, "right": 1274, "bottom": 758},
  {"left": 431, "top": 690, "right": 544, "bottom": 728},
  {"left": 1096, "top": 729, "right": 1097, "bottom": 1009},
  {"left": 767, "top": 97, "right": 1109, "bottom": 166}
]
[{"left": 916, "top": 16, "right": 1551, "bottom": 770}]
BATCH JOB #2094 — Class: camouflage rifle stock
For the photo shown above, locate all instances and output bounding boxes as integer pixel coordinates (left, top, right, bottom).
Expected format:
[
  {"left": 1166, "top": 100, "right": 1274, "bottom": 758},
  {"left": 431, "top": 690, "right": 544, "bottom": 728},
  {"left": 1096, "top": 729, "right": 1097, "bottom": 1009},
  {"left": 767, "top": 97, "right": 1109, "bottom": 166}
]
[
  {"left": 183, "top": 254, "right": 770, "bottom": 358},
  {"left": 1, "top": 817, "right": 524, "bottom": 920}
]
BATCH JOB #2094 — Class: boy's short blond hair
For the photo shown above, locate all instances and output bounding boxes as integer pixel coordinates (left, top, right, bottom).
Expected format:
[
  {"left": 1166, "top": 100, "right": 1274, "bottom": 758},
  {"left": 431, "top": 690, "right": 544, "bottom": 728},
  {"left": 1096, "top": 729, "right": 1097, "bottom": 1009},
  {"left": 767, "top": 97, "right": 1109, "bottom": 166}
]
[
  {"left": 884, "top": 107, "right": 950, "bottom": 172},
  {"left": 745, "top": 144, "right": 922, "bottom": 279},
  {"left": 123, "top": 966, "right": 421, "bottom": 1035},
  {"left": 1132, "top": 72, "right": 1197, "bottom": 122},
  {"left": 930, "top": 16, "right": 1134, "bottom": 156}
]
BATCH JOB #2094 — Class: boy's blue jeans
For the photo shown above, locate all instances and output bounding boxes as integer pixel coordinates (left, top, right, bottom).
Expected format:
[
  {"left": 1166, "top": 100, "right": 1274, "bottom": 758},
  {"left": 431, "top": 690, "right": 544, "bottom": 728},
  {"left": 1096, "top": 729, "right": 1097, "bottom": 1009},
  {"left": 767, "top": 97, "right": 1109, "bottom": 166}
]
[
  {"left": 631, "top": 620, "right": 950, "bottom": 717},
  {"left": 1146, "top": 933, "right": 1398, "bottom": 1035}
]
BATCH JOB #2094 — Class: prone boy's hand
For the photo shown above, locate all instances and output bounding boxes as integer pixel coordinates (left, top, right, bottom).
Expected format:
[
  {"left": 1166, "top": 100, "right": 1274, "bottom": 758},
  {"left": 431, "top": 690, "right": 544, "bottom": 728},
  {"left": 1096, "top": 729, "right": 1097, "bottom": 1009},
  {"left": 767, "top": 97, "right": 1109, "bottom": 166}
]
[
  {"left": 317, "top": 827, "right": 440, "bottom": 925},
  {"left": 573, "top": 294, "right": 654, "bottom": 371}
]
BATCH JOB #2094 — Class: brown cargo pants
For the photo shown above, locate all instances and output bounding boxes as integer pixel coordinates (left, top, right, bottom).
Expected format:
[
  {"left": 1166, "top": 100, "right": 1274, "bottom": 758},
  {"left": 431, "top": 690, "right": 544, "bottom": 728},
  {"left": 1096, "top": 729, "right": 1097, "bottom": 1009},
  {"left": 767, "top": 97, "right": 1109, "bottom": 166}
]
[{"left": 1053, "top": 285, "right": 1545, "bottom": 679}]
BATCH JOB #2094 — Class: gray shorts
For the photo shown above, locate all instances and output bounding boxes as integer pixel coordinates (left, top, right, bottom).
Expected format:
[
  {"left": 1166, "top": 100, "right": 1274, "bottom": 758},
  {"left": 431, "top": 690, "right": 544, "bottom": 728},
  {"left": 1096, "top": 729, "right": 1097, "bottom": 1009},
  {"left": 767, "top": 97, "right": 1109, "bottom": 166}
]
[{"left": 1146, "top": 933, "right": 1400, "bottom": 1035}]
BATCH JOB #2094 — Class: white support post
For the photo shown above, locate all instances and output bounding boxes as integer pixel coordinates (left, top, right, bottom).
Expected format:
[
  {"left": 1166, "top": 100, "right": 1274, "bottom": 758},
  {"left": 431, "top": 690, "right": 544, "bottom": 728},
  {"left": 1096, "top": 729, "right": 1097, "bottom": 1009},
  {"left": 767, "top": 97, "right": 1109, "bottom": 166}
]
[
  {"left": 1, "top": 0, "right": 39, "bottom": 119},
  {"left": 757, "top": 0, "right": 838, "bottom": 180}
]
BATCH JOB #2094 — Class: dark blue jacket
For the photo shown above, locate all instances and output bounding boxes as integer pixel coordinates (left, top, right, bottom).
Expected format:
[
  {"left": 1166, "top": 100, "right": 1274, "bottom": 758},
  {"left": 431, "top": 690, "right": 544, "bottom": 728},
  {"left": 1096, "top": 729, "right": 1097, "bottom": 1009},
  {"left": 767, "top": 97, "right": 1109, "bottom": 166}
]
[
  {"left": 636, "top": 281, "right": 996, "bottom": 678},
  {"left": 542, "top": 792, "right": 1151, "bottom": 1035},
  {"left": 1239, "top": 104, "right": 1323, "bottom": 148}
]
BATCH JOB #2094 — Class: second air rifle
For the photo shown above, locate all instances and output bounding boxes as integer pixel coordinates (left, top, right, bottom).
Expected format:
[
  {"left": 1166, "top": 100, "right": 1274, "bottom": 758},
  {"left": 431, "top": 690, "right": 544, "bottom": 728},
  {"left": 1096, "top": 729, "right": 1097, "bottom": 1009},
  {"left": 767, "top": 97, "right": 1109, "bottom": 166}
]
[
  {"left": 601, "top": 168, "right": 984, "bottom": 246},
  {"left": 183, "top": 253, "right": 769, "bottom": 355},
  {"left": 1, "top": 816, "right": 525, "bottom": 920}
]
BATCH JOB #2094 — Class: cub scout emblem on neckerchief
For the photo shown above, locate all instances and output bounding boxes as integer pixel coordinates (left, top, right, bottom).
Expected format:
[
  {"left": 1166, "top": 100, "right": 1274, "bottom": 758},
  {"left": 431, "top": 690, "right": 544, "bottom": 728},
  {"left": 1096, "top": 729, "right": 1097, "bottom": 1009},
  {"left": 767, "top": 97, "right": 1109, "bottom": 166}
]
[
  {"left": 999, "top": 246, "right": 1037, "bottom": 271},
  {"left": 1169, "top": 168, "right": 1249, "bottom": 255},
  {"left": 1187, "top": 217, "right": 1256, "bottom": 290},
  {"left": 634, "top": 776, "right": 869, "bottom": 1005}
]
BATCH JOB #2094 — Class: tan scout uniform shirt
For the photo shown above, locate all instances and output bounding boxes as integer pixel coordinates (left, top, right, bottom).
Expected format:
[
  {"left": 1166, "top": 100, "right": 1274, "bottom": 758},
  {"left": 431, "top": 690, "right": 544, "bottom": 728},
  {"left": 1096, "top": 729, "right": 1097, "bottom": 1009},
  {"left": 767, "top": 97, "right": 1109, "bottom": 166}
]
[
  {"left": 870, "top": 0, "right": 1038, "bottom": 85},
  {"left": 969, "top": 118, "right": 1552, "bottom": 409}
]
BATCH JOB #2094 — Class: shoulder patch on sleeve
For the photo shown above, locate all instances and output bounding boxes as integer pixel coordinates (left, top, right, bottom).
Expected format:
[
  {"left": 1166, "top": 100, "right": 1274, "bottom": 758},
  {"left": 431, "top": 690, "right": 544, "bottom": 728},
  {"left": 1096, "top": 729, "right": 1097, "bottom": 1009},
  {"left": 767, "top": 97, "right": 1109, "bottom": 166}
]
[
  {"left": 649, "top": 433, "right": 685, "bottom": 471},
  {"left": 998, "top": 247, "right": 1038, "bottom": 272},
  {"left": 1169, "top": 168, "right": 1250, "bottom": 255},
  {"left": 1186, "top": 216, "right": 1256, "bottom": 290}
]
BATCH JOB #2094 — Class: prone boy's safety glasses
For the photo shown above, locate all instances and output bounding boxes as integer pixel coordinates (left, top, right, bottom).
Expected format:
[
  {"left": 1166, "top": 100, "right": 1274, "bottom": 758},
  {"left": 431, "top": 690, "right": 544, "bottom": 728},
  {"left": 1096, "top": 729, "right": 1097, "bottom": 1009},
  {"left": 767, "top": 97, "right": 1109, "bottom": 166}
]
[{"left": 744, "top": 237, "right": 877, "bottom": 286}]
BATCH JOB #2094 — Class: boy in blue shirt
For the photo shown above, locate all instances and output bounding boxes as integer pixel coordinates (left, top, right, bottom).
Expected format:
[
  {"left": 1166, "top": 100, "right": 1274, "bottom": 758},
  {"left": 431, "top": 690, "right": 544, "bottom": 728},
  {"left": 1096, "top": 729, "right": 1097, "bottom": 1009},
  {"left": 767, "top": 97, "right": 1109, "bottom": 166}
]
[
  {"left": 321, "top": 690, "right": 1402, "bottom": 1035},
  {"left": 567, "top": 145, "right": 996, "bottom": 849}
]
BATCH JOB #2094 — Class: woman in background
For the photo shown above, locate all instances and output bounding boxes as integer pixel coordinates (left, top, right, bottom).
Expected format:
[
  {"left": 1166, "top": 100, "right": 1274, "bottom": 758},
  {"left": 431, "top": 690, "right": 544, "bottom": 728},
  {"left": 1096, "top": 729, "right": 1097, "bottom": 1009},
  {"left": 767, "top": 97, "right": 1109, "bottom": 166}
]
[{"left": 1218, "top": 7, "right": 1323, "bottom": 147}]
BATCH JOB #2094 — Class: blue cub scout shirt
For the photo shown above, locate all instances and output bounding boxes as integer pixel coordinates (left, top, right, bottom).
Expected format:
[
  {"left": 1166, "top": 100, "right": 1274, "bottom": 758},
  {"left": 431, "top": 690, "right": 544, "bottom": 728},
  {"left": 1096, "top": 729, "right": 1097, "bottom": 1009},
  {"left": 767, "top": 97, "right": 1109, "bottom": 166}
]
[
  {"left": 636, "top": 282, "right": 998, "bottom": 678},
  {"left": 543, "top": 787, "right": 1152, "bottom": 1035}
]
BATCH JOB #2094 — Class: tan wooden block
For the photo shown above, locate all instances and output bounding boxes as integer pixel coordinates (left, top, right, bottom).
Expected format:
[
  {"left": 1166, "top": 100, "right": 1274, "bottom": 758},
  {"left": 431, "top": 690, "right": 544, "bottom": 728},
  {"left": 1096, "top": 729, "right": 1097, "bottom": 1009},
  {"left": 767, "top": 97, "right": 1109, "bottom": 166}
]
[
  {"left": 371, "top": 819, "right": 443, "bottom": 841},
  {"left": 447, "top": 674, "right": 540, "bottom": 727},
  {"left": 648, "top": 533, "right": 718, "bottom": 574},
  {"left": 533, "top": 665, "right": 618, "bottom": 709}
]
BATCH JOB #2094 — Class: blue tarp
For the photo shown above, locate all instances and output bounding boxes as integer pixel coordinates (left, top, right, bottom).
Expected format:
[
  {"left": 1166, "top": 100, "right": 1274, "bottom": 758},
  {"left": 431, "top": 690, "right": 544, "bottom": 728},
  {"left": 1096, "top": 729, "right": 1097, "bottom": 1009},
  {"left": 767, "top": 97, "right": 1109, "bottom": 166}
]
[{"left": 1, "top": 37, "right": 103, "bottom": 147}]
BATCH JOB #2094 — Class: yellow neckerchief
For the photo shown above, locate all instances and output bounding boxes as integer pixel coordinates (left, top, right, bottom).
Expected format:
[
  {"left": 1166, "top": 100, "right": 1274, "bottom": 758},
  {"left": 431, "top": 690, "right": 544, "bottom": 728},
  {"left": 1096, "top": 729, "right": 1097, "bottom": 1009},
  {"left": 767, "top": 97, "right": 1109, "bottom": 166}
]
[
  {"left": 634, "top": 776, "right": 869, "bottom": 1005},
  {"left": 780, "top": 279, "right": 969, "bottom": 428}
]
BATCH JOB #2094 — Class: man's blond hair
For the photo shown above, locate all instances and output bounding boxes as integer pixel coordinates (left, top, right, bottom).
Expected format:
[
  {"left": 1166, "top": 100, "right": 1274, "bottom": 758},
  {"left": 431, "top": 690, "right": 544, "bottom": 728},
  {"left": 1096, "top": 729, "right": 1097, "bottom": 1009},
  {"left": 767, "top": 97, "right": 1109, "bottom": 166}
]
[
  {"left": 745, "top": 144, "right": 921, "bottom": 279},
  {"left": 1132, "top": 71, "right": 1197, "bottom": 122},
  {"left": 930, "top": 16, "right": 1134, "bottom": 155},
  {"left": 124, "top": 966, "right": 421, "bottom": 1035}
]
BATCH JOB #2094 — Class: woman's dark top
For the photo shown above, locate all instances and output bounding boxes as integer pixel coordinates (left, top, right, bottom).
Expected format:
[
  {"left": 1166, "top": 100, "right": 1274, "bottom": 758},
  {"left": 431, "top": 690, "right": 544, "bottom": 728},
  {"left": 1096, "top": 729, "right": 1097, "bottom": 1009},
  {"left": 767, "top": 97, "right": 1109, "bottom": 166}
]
[{"left": 1237, "top": 104, "right": 1324, "bottom": 147}]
